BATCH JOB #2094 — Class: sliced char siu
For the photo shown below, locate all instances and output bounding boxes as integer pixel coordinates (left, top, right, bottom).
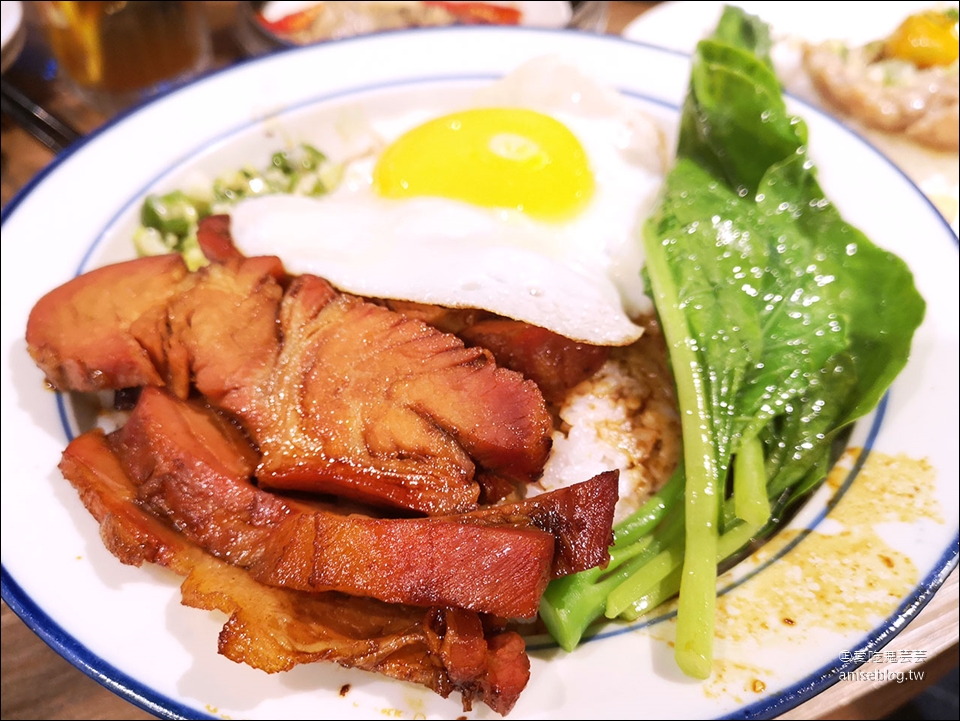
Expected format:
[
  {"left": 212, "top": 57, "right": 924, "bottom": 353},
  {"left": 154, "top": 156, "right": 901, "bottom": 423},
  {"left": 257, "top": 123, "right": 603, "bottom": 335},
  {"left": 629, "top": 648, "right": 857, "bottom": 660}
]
[
  {"left": 29, "top": 221, "right": 627, "bottom": 715},
  {"left": 58, "top": 430, "right": 530, "bottom": 715},
  {"left": 110, "top": 387, "right": 554, "bottom": 618},
  {"left": 243, "top": 275, "right": 552, "bottom": 513},
  {"left": 26, "top": 254, "right": 189, "bottom": 391},
  {"left": 108, "top": 388, "right": 615, "bottom": 618},
  {"left": 383, "top": 301, "right": 610, "bottom": 405},
  {"left": 458, "top": 319, "right": 610, "bottom": 404},
  {"left": 25, "top": 255, "right": 554, "bottom": 515},
  {"left": 195, "top": 217, "right": 609, "bottom": 405},
  {"left": 166, "top": 255, "right": 286, "bottom": 403}
]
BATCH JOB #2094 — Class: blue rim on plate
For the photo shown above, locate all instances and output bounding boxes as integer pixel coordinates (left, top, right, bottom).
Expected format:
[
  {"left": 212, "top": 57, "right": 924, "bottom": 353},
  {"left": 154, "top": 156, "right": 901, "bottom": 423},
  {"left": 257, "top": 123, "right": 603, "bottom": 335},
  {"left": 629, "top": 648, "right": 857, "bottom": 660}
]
[{"left": 2, "top": 25, "right": 957, "bottom": 721}]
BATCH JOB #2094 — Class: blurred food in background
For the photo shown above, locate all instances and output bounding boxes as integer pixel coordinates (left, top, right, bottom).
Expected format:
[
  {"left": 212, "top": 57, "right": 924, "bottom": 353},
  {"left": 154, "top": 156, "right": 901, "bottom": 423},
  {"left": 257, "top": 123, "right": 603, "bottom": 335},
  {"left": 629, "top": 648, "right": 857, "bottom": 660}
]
[
  {"left": 235, "top": 1, "right": 607, "bottom": 54},
  {"left": 258, "top": 1, "right": 521, "bottom": 43},
  {"left": 803, "top": 6, "right": 959, "bottom": 152}
]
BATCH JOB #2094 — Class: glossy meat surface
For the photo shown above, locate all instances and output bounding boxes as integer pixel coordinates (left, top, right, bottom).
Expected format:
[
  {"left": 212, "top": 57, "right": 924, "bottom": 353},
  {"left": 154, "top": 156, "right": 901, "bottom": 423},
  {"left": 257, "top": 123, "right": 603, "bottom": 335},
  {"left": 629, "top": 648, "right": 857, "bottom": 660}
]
[
  {"left": 247, "top": 275, "right": 552, "bottom": 514},
  {"left": 383, "top": 300, "right": 610, "bottom": 403},
  {"left": 196, "top": 213, "right": 245, "bottom": 263},
  {"left": 167, "top": 255, "right": 286, "bottom": 404},
  {"left": 26, "top": 255, "right": 188, "bottom": 392},
  {"left": 58, "top": 430, "right": 530, "bottom": 715},
  {"left": 26, "top": 256, "right": 553, "bottom": 515},
  {"left": 459, "top": 318, "right": 610, "bottom": 403},
  {"left": 111, "top": 387, "right": 556, "bottom": 618},
  {"left": 457, "top": 469, "right": 618, "bottom": 578}
]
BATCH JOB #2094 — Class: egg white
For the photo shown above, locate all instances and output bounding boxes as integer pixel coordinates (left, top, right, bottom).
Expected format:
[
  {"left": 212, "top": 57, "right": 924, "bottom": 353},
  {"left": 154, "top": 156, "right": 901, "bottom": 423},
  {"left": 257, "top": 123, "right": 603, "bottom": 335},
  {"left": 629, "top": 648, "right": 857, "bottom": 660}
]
[{"left": 230, "top": 57, "right": 667, "bottom": 345}]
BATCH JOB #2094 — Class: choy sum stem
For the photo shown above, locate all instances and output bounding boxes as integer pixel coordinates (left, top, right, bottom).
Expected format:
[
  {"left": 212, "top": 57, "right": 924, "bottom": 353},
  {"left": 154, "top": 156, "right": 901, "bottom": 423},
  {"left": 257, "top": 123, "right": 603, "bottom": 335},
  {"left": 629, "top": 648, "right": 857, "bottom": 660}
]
[
  {"left": 539, "top": 466, "right": 685, "bottom": 651},
  {"left": 734, "top": 434, "right": 770, "bottom": 526},
  {"left": 641, "top": 216, "right": 720, "bottom": 680}
]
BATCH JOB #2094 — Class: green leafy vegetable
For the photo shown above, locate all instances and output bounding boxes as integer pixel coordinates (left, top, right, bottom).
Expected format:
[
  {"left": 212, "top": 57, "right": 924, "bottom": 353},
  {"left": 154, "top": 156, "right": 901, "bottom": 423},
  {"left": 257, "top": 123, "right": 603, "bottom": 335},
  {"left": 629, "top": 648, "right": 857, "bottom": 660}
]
[
  {"left": 540, "top": 467, "right": 685, "bottom": 651},
  {"left": 540, "top": 4, "right": 925, "bottom": 677}
]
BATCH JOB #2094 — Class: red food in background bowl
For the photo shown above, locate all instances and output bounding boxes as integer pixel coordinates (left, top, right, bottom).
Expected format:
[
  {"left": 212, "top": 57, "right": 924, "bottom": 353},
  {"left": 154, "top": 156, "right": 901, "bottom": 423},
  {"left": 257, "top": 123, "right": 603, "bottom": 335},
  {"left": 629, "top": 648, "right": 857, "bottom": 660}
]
[{"left": 235, "top": 1, "right": 607, "bottom": 55}]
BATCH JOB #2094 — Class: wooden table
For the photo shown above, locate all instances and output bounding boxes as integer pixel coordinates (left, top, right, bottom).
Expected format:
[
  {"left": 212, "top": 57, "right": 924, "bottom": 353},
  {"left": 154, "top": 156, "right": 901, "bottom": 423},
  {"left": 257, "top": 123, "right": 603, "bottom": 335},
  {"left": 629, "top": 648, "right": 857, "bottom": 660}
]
[{"left": 2, "top": 2, "right": 957, "bottom": 719}]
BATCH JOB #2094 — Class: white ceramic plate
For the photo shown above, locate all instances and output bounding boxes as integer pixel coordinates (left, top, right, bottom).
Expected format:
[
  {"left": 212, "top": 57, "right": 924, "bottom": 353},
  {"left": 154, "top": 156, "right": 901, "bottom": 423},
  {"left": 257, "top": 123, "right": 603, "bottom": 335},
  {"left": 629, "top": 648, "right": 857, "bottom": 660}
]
[
  {"left": 0, "top": 0, "right": 22, "bottom": 50},
  {"left": 0, "top": 0, "right": 24, "bottom": 73},
  {"left": 1, "top": 26, "right": 957, "bottom": 720},
  {"left": 622, "top": 0, "right": 960, "bottom": 234}
]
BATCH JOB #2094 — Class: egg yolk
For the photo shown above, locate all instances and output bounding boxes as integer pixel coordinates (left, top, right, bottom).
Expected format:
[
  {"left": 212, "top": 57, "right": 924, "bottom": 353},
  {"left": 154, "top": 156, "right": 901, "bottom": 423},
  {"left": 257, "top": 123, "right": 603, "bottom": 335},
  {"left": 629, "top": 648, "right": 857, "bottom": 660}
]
[
  {"left": 883, "top": 9, "right": 959, "bottom": 69},
  {"left": 373, "top": 108, "right": 595, "bottom": 221}
]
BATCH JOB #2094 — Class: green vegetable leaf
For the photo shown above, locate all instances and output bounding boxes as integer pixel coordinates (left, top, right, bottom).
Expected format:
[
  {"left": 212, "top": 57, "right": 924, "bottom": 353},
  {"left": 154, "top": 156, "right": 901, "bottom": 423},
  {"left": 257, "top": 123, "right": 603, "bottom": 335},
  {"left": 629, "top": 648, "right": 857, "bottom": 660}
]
[
  {"left": 536, "top": 5, "right": 924, "bottom": 678},
  {"left": 711, "top": 4, "right": 775, "bottom": 65},
  {"left": 645, "top": 4, "right": 924, "bottom": 678},
  {"left": 678, "top": 38, "right": 806, "bottom": 198}
]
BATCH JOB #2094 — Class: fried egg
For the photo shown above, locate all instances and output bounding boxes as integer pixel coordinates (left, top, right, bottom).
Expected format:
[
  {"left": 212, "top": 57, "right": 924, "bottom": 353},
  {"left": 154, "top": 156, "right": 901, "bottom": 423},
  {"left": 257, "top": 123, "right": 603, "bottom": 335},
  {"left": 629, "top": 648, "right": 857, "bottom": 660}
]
[{"left": 230, "top": 57, "right": 666, "bottom": 345}]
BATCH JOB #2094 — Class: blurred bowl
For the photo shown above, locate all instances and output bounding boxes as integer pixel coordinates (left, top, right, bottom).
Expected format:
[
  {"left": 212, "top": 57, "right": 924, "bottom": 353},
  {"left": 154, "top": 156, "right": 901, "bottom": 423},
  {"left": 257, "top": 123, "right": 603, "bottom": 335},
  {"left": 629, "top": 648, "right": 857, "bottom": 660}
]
[{"left": 234, "top": 1, "right": 609, "bottom": 56}]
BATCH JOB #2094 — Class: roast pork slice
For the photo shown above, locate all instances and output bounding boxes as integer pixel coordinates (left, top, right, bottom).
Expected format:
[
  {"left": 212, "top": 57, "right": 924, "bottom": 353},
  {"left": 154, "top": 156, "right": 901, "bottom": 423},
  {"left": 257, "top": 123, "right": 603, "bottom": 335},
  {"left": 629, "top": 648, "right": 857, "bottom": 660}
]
[
  {"left": 23, "top": 252, "right": 285, "bottom": 400},
  {"left": 243, "top": 275, "right": 553, "bottom": 515},
  {"left": 380, "top": 301, "right": 608, "bottom": 404},
  {"left": 26, "top": 255, "right": 553, "bottom": 516},
  {"left": 458, "top": 319, "right": 610, "bottom": 404},
  {"left": 196, "top": 213, "right": 245, "bottom": 263},
  {"left": 452, "top": 469, "right": 618, "bottom": 578},
  {"left": 167, "top": 255, "right": 285, "bottom": 404},
  {"left": 26, "top": 255, "right": 189, "bottom": 392},
  {"left": 58, "top": 429, "right": 530, "bottom": 715},
  {"left": 196, "top": 216, "right": 603, "bottom": 406},
  {"left": 110, "top": 387, "right": 557, "bottom": 619}
]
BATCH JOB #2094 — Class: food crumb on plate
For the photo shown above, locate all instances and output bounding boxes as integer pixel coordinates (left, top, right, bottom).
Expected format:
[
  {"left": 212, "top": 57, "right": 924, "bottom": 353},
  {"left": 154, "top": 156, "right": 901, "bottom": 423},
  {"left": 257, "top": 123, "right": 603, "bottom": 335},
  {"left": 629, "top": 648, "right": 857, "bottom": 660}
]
[{"left": 712, "top": 448, "right": 935, "bottom": 650}]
